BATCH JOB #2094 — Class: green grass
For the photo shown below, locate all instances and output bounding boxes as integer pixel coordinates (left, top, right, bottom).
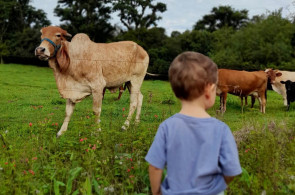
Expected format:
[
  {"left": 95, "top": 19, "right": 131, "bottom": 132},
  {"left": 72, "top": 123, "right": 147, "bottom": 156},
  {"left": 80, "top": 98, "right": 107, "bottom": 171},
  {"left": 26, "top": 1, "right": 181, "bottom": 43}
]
[{"left": 0, "top": 64, "right": 294, "bottom": 194}]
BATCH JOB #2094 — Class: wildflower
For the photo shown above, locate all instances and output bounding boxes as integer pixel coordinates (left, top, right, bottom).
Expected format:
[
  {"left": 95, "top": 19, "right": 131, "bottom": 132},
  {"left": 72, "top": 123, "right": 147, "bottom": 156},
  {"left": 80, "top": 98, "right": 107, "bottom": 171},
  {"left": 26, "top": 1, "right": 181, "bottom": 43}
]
[
  {"left": 245, "top": 149, "right": 250, "bottom": 153},
  {"left": 154, "top": 114, "right": 158, "bottom": 118},
  {"left": 29, "top": 122, "right": 32, "bottom": 127},
  {"left": 23, "top": 170, "right": 27, "bottom": 175},
  {"left": 130, "top": 158, "right": 133, "bottom": 162},
  {"left": 2, "top": 145, "right": 5, "bottom": 148},
  {"left": 92, "top": 144, "right": 97, "bottom": 150},
  {"left": 4, "top": 162, "right": 8, "bottom": 165},
  {"left": 84, "top": 137, "right": 87, "bottom": 140},
  {"left": 89, "top": 144, "right": 92, "bottom": 147},
  {"left": 127, "top": 169, "right": 130, "bottom": 172},
  {"left": 119, "top": 162, "right": 122, "bottom": 165},
  {"left": 97, "top": 177, "right": 100, "bottom": 180},
  {"left": 32, "top": 157, "right": 37, "bottom": 160},
  {"left": 85, "top": 149, "right": 89, "bottom": 152},
  {"left": 29, "top": 169, "right": 35, "bottom": 175},
  {"left": 131, "top": 166, "right": 134, "bottom": 169},
  {"left": 80, "top": 138, "right": 84, "bottom": 142},
  {"left": 129, "top": 175, "right": 134, "bottom": 178},
  {"left": 122, "top": 107, "right": 125, "bottom": 111},
  {"left": 119, "top": 144, "right": 122, "bottom": 147},
  {"left": 122, "top": 114, "right": 125, "bottom": 117},
  {"left": 86, "top": 115, "right": 90, "bottom": 119}
]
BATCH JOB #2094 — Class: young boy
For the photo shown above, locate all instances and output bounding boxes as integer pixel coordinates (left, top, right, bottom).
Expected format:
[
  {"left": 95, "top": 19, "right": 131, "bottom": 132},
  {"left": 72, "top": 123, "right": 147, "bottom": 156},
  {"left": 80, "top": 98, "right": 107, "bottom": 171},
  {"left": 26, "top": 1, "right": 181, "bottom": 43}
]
[{"left": 145, "top": 52, "right": 242, "bottom": 195}]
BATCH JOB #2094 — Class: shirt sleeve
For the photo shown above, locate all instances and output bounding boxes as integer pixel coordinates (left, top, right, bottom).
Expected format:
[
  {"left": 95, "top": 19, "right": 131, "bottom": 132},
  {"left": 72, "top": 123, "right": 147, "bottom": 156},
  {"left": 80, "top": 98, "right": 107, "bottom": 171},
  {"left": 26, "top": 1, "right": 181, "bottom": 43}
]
[
  {"left": 219, "top": 125, "right": 242, "bottom": 176},
  {"left": 145, "top": 123, "right": 167, "bottom": 169}
]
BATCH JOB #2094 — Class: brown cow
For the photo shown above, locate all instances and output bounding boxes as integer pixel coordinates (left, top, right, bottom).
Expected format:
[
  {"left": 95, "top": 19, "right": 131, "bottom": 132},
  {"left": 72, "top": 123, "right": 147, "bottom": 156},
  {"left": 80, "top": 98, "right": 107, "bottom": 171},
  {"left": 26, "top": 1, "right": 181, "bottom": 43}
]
[
  {"left": 217, "top": 69, "right": 268, "bottom": 113},
  {"left": 35, "top": 26, "right": 149, "bottom": 137}
]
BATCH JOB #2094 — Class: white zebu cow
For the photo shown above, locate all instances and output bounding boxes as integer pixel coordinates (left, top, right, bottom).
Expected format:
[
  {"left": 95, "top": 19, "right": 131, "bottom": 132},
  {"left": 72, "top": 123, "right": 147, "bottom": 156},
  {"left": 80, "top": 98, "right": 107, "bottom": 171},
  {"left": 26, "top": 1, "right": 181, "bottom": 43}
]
[
  {"left": 35, "top": 26, "right": 149, "bottom": 137},
  {"left": 265, "top": 69, "right": 295, "bottom": 106}
]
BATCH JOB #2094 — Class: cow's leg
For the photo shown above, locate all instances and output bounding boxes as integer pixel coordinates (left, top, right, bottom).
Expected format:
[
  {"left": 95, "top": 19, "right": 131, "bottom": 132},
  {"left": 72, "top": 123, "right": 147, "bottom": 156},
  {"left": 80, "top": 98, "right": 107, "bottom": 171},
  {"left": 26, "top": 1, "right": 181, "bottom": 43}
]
[
  {"left": 287, "top": 99, "right": 290, "bottom": 111},
  {"left": 102, "top": 88, "right": 106, "bottom": 100},
  {"left": 92, "top": 89, "right": 104, "bottom": 127},
  {"left": 219, "top": 95, "right": 223, "bottom": 111},
  {"left": 117, "top": 86, "right": 124, "bottom": 100},
  {"left": 244, "top": 96, "right": 248, "bottom": 106},
  {"left": 251, "top": 95, "right": 255, "bottom": 108},
  {"left": 222, "top": 93, "right": 227, "bottom": 112},
  {"left": 122, "top": 91, "right": 138, "bottom": 130},
  {"left": 240, "top": 97, "right": 244, "bottom": 107},
  {"left": 57, "top": 99, "right": 75, "bottom": 137},
  {"left": 283, "top": 96, "right": 288, "bottom": 106},
  {"left": 135, "top": 92, "right": 143, "bottom": 123},
  {"left": 258, "top": 92, "right": 266, "bottom": 113},
  {"left": 122, "top": 78, "right": 143, "bottom": 130}
]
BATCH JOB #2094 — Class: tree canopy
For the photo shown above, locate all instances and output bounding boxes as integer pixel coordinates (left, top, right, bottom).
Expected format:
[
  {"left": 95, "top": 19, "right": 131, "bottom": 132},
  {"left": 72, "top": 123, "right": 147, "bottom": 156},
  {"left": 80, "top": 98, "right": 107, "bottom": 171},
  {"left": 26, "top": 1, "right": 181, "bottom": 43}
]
[
  {"left": 54, "top": 0, "right": 114, "bottom": 42},
  {"left": 194, "top": 6, "right": 249, "bottom": 32},
  {"left": 113, "top": 0, "right": 166, "bottom": 31}
]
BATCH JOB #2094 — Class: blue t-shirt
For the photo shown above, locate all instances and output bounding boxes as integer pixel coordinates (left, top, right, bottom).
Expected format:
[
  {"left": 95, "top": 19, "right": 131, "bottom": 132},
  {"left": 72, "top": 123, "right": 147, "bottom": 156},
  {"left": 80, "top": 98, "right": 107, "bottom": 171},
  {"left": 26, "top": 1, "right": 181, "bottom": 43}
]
[{"left": 145, "top": 113, "right": 242, "bottom": 195}]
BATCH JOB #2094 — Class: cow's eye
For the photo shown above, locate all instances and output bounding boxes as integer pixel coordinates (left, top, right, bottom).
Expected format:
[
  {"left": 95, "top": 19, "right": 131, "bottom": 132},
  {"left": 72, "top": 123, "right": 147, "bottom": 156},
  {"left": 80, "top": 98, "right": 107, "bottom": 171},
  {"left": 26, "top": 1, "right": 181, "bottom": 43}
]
[{"left": 56, "top": 34, "right": 61, "bottom": 38}]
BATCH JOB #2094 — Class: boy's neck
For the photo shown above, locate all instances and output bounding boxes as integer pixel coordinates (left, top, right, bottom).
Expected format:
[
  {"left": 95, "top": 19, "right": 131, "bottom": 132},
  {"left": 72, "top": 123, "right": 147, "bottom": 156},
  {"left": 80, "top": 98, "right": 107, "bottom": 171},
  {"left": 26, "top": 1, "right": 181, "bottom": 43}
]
[{"left": 179, "top": 98, "right": 211, "bottom": 118}]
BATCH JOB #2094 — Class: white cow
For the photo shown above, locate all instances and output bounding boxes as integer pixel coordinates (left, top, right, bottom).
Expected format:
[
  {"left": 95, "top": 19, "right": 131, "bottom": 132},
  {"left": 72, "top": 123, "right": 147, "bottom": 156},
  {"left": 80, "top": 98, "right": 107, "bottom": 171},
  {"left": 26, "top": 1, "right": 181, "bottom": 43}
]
[{"left": 265, "top": 69, "right": 295, "bottom": 106}]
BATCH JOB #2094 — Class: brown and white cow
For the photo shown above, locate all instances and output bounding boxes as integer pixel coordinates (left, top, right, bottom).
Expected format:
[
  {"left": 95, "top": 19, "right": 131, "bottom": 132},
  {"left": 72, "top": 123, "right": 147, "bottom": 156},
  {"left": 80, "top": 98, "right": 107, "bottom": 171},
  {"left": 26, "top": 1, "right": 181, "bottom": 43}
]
[
  {"left": 265, "top": 69, "right": 295, "bottom": 106},
  {"left": 217, "top": 69, "right": 268, "bottom": 113},
  {"left": 35, "top": 26, "right": 149, "bottom": 137}
]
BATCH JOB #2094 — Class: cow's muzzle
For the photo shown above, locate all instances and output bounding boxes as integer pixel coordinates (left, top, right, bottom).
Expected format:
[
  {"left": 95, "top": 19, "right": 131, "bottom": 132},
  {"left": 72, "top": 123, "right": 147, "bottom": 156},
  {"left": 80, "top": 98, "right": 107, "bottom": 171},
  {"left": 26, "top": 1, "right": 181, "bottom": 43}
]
[{"left": 35, "top": 47, "right": 49, "bottom": 61}]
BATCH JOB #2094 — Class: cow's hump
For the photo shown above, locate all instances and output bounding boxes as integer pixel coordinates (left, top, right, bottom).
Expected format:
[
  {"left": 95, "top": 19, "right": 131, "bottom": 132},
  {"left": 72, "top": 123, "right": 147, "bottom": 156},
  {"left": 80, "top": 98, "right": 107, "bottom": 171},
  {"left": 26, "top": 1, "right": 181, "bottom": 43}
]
[{"left": 71, "top": 33, "right": 91, "bottom": 42}]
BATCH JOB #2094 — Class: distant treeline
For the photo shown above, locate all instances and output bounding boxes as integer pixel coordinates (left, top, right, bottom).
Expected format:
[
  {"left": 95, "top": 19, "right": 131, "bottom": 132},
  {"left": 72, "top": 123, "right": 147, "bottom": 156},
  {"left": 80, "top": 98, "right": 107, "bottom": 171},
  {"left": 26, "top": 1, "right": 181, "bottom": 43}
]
[{"left": 1, "top": 0, "right": 295, "bottom": 75}]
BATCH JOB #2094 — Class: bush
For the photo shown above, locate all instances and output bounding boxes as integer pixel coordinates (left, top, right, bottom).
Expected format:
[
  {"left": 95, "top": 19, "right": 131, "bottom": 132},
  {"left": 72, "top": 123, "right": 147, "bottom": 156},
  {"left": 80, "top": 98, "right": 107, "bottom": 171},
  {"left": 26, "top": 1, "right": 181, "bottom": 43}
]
[{"left": 230, "top": 121, "right": 295, "bottom": 194}]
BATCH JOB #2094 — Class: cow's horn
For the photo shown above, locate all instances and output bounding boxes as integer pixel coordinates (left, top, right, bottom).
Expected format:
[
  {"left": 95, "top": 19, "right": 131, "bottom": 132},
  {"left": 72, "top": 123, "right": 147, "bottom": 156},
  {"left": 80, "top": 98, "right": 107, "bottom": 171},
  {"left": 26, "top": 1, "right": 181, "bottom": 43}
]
[{"left": 65, "top": 33, "right": 72, "bottom": 38}]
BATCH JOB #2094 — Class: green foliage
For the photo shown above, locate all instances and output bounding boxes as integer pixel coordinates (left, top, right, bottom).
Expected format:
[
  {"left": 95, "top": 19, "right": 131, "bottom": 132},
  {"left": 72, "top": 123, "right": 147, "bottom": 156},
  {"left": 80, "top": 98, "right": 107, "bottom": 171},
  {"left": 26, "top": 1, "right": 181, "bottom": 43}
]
[
  {"left": 113, "top": 0, "right": 167, "bottom": 30},
  {"left": 194, "top": 6, "right": 249, "bottom": 31},
  {"left": 229, "top": 121, "right": 295, "bottom": 194},
  {"left": 54, "top": 0, "right": 114, "bottom": 43},
  {"left": 210, "top": 10, "right": 295, "bottom": 70}
]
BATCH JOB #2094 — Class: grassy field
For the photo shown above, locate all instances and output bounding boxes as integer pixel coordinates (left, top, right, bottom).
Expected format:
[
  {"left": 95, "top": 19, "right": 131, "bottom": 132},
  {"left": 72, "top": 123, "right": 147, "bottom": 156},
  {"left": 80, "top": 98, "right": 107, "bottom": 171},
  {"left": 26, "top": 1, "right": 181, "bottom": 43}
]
[{"left": 0, "top": 64, "right": 295, "bottom": 194}]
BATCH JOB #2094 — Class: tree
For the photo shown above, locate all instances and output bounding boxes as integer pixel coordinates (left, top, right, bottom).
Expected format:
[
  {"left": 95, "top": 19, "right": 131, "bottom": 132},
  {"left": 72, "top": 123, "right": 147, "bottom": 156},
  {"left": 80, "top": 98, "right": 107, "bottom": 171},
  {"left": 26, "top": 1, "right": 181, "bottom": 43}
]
[
  {"left": 0, "top": 0, "right": 50, "bottom": 63},
  {"left": 210, "top": 10, "right": 295, "bottom": 70},
  {"left": 113, "top": 0, "right": 166, "bottom": 31},
  {"left": 194, "top": 6, "right": 249, "bottom": 32},
  {"left": 54, "top": 0, "right": 114, "bottom": 42}
]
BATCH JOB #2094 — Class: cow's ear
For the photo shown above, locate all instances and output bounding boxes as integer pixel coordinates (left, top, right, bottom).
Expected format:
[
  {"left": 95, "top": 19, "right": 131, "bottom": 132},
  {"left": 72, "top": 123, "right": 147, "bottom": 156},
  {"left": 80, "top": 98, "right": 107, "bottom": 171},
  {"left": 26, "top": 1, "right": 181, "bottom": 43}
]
[
  {"left": 280, "top": 81, "right": 286, "bottom": 84},
  {"left": 56, "top": 41, "right": 70, "bottom": 73},
  {"left": 276, "top": 72, "right": 282, "bottom": 77}
]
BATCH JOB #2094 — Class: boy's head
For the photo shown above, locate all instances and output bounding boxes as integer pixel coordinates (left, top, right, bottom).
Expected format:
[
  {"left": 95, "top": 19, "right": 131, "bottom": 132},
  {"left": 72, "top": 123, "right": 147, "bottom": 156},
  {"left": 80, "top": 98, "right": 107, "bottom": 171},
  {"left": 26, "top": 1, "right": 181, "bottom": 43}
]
[{"left": 169, "top": 51, "right": 218, "bottom": 101}]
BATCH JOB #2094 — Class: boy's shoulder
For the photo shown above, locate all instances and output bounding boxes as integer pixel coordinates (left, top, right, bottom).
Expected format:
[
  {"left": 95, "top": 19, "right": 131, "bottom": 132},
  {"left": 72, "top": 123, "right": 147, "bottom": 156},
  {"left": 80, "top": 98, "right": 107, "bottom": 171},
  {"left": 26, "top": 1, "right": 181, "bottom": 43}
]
[{"left": 161, "top": 113, "right": 229, "bottom": 130}]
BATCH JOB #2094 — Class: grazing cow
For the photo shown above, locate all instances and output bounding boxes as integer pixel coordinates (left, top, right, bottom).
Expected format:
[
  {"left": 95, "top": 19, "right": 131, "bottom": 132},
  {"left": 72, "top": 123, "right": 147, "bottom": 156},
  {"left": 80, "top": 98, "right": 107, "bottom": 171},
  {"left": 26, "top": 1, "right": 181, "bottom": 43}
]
[
  {"left": 265, "top": 69, "right": 295, "bottom": 106},
  {"left": 35, "top": 26, "right": 149, "bottom": 137},
  {"left": 280, "top": 80, "right": 295, "bottom": 111},
  {"left": 217, "top": 69, "right": 268, "bottom": 113}
]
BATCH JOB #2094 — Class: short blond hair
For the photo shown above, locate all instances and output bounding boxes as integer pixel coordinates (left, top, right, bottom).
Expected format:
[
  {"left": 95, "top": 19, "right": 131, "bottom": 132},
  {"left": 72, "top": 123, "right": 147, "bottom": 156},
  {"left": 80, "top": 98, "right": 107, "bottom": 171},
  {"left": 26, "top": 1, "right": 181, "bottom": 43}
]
[{"left": 169, "top": 51, "right": 218, "bottom": 100}]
